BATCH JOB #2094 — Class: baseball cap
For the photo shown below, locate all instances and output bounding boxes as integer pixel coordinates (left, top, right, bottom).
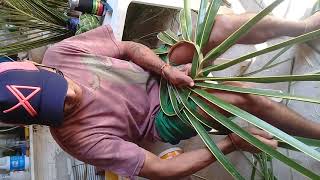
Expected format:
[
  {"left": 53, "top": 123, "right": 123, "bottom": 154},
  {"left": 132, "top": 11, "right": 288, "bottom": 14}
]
[{"left": 0, "top": 61, "right": 68, "bottom": 127}]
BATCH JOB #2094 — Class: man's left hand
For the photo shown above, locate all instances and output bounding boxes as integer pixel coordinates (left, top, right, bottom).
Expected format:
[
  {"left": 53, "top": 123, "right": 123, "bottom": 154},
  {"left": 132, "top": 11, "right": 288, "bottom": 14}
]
[{"left": 228, "top": 127, "right": 278, "bottom": 153}]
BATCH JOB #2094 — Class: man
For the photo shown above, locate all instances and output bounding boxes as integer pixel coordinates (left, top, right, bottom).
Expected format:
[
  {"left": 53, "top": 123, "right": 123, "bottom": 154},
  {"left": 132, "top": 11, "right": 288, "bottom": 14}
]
[{"left": 1, "top": 12, "right": 320, "bottom": 180}]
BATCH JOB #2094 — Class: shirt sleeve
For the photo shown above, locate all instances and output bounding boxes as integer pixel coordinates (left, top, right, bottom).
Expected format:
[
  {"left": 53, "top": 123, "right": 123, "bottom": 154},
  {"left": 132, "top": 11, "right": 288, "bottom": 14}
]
[{"left": 83, "top": 136, "right": 146, "bottom": 178}]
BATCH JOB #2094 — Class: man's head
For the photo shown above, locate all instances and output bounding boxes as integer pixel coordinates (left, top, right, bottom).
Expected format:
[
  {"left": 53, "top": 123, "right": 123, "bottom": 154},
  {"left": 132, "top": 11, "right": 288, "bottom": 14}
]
[{"left": 0, "top": 61, "right": 68, "bottom": 127}]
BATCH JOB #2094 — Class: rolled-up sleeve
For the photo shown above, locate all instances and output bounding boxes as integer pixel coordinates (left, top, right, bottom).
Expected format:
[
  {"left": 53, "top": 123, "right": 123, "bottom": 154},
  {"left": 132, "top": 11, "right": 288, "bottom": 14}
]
[{"left": 83, "top": 137, "right": 145, "bottom": 178}]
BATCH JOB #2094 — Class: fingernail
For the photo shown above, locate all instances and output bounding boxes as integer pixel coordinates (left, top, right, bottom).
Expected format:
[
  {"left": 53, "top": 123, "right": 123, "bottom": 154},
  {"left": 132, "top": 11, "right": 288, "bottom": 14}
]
[{"left": 190, "top": 82, "right": 195, "bottom": 87}]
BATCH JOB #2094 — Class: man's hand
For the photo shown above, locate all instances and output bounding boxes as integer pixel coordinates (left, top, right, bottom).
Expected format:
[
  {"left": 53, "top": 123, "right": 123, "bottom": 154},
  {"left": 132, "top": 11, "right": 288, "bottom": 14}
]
[
  {"left": 162, "top": 64, "right": 194, "bottom": 87},
  {"left": 119, "top": 41, "right": 194, "bottom": 87},
  {"left": 140, "top": 127, "right": 277, "bottom": 180},
  {"left": 228, "top": 127, "right": 278, "bottom": 153},
  {"left": 170, "top": 12, "right": 319, "bottom": 64}
]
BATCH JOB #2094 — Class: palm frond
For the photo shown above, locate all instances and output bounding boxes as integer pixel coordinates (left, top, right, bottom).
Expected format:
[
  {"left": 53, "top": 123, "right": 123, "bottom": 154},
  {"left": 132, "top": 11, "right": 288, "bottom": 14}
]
[
  {"left": 201, "top": 0, "right": 283, "bottom": 69},
  {"left": 183, "top": 0, "right": 193, "bottom": 41},
  {"left": 0, "top": 0, "right": 72, "bottom": 56},
  {"left": 195, "top": 73, "right": 320, "bottom": 83},
  {"left": 195, "top": 0, "right": 222, "bottom": 50},
  {"left": 240, "top": 46, "right": 292, "bottom": 77},
  {"left": 278, "top": 136, "right": 320, "bottom": 151},
  {"left": 184, "top": 108, "right": 244, "bottom": 180},
  {"left": 202, "top": 29, "right": 320, "bottom": 74},
  {"left": 189, "top": 93, "right": 319, "bottom": 179},
  {"left": 156, "top": 0, "right": 320, "bottom": 178},
  {"left": 192, "top": 89, "right": 320, "bottom": 162},
  {"left": 195, "top": 82, "right": 320, "bottom": 104}
]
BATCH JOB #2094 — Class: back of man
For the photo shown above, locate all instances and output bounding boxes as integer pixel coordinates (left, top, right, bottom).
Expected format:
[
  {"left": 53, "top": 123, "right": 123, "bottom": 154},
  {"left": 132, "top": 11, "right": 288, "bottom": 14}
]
[{"left": 43, "top": 26, "right": 161, "bottom": 177}]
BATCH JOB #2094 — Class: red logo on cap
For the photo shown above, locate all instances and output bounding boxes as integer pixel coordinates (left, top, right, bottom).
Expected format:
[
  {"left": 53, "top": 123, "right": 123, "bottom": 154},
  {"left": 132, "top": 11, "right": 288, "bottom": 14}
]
[{"left": 3, "top": 85, "right": 41, "bottom": 117}]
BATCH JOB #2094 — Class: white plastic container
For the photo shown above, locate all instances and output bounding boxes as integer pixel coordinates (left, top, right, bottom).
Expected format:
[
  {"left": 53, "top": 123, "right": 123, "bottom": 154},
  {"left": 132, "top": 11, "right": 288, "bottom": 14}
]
[{"left": 0, "top": 156, "right": 30, "bottom": 171}]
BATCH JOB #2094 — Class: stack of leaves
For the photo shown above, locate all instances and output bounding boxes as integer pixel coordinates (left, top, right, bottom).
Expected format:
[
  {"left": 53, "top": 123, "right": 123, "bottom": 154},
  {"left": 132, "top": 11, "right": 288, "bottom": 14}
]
[
  {"left": 155, "top": 0, "right": 320, "bottom": 179},
  {"left": 43, "top": 0, "right": 69, "bottom": 10},
  {"left": 0, "top": 0, "right": 73, "bottom": 57}
]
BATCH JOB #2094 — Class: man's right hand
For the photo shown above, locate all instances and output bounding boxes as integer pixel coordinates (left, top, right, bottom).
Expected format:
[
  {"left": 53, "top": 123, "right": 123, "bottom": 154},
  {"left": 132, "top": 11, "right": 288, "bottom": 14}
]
[
  {"left": 162, "top": 65, "right": 194, "bottom": 87},
  {"left": 228, "top": 127, "right": 278, "bottom": 153}
]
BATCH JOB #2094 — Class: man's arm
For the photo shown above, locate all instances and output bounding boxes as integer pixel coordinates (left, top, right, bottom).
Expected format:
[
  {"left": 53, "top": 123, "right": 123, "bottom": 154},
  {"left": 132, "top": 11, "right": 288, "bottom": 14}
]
[
  {"left": 118, "top": 41, "right": 194, "bottom": 87},
  {"left": 210, "top": 11, "right": 320, "bottom": 46},
  {"left": 139, "top": 128, "right": 277, "bottom": 180},
  {"left": 170, "top": 12, "right": 320, "bottom": 64},
  {"left": 251, "top": 97, "right": 320, "bottom": 139},
  {"left": 207, "top": 13, "right": 306, "bottom": 48},
  {"left": 204, "top": 82, "right": 320, "bottom": 139},
  {"left": 140, "top": 139, "right": 233, "bottom": 180}
]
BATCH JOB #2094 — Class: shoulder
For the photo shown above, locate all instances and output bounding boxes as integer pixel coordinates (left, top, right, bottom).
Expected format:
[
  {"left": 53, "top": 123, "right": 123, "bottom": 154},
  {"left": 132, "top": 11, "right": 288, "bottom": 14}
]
[{"left": 43, "top": 25, "right": 120, "bottom": 65}]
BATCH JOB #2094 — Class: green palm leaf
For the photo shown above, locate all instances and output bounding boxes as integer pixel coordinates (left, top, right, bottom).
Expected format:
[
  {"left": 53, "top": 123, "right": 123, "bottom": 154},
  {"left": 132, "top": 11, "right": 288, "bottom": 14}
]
[
  {"left": 177, "top": 88, "right": 230, "bottom": 133},
  {"left": 196, "top": 0, "right": 223, "bottom": 50},
  {"left": 153, "top": 46, "right": 170, "bottom": 55},
  {"left": 0, "top": 33, "right": 70, "bottom": 56},
  {"left": 195, "top": 82, "right": 320, "bottom": 104},
  {"left": 4, "top": 0, "right": 67, "bottom": 25},
  {"left": 157, "top": 31, "right": 178, "bottom": 46},
  {"left": 192, "top": 89, "right": 320, "bottom": 162},
  {"left": 195, "top": 74, "right": 320, "bottom": 83},
  {"left": 260, "top": 46, "right": 292, "bottom": 70},
  {"left": 203, "top": 28, "right": 320, "bottom": 73},
  {"left": 183, "top": 109, "right": 244, "bottom": 180},
  {"left": 179, "top": 9, "right": 189, "bottom": 41},
  {"left": 240, "top": 46, "right": 292, "bottom": 77},
  {"left": 164, "top": 29, "right": 180, "bottom": 42},
  {"left": 183, "top": 0, "right": 193, "bottom": 41},
  {"left": 41, "top": 0, "right": 69, "bottom": 11},
  {"left": 191, "top": 0, "right": 223, "bottom": 78},
  {"left": 195, "top": 0, "right": 209, "bottom": 46},
  {"left": 201, "top": 0, "right": 284, "bottom": 68},
  {"left": 241, "top": 58, "right": 293, "bottom": 77},
  {"left": 168, "top": 84, "right": 191, "bottom": 126},
  {"left": 155, "top": 0, "right": 320, "bottom": 178},
  {"left": 159, "top": 78, "right": 176, "bottom": 116},
  {"left": 278, "top": 137, "right": 320, "bottom": 151},
  {"left": 190, "top": 94, "right": 320, "bottom": 179},
  {"left": 191, "top": 43, "right": 203, "bottom": 77},
  {"left": 0, "top": 0, "right": 72, "bottom": 56}
]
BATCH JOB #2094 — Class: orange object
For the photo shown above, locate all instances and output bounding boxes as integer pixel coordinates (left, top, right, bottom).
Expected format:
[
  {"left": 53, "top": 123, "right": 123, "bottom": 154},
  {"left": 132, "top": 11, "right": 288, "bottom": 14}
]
[
  {"left": 105, "top": 171, "right": 129, "bottom": 180},
  {"left": 159, "top": 147, "right": 183, "bottom": 160}
]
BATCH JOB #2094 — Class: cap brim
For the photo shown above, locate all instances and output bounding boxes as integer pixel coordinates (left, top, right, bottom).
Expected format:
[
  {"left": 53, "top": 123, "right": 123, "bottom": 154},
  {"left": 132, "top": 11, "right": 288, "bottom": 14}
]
[{"left": 38, "top": 69, "right": 68, "bottom": 127}]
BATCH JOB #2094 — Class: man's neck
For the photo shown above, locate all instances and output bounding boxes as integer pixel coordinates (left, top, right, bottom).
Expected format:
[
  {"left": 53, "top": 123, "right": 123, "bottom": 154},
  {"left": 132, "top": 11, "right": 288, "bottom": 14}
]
[
  {"left": 63, "top": 77, "right": 83, "bottom": 117},
  {"left": 35, "top": 63, "right": 83, "bottom": 118}
]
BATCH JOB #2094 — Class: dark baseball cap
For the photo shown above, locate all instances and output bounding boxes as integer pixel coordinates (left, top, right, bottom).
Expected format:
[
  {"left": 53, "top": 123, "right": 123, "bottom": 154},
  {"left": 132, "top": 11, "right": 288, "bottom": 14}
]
[{"left": 0, "top": 61, "right": 68, "bottom": 127}]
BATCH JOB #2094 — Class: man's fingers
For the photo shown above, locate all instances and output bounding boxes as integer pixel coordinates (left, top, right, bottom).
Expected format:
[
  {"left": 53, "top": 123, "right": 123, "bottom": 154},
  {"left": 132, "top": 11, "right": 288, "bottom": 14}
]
[
  {"left": 177, "top": 77, "right": 194, "bottom": 87},
  {"left": 173, "top": 69, "right": 194, "bottom": 87},
  {"left": 186, "top": 76, "right": 195, "bottom": 87},
  {"left": 270, "top": 139, "right": 278, "bottom": 149},
  {"left": 255, "top": 136, "right": 278, "bottom": 149},
  {"left": 248, "top": 128, "right": 273, "bottom": 139}
]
